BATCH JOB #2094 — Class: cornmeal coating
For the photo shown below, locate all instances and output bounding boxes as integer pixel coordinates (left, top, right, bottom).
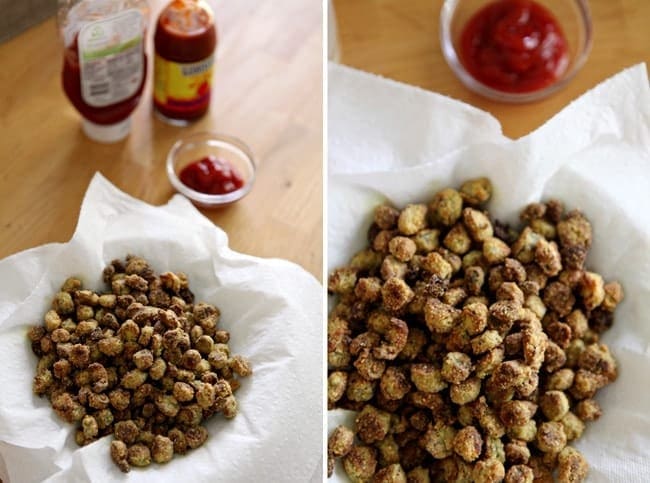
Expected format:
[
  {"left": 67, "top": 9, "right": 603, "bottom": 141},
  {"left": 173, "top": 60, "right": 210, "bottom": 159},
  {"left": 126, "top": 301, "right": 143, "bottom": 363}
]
[
  {"left": 326, "top": 181, "right": 622, "bottom": 481},
  {"left": 356, "top": 405, "right": 392, "bottom": 444},
  {"left": 410, "top": 364, "right": 447, "bottom": 394},
  {"left": 453, "top": 426, "right": 483, "bottom": 462},
  {"left": 459, "top": 178, "right": 492, "bottom": 206},
  {"left": 343, "top": 446, "right": 378, "bottom": 483},
  {"left": 398, "top": 204, "right": 428, "bottom": 236},
  {"left": 505, "top": 464, "right": 534, "bottom": 483},
  {"left": 441, "top": 352, "right": 472, "bottom": 384},
  {"left": 329, "top": 425, "right": 355, "bottom": 458},
  {"left": 30, "top": 256, "right": 251, "bottom": 472},
  {"left": 430, "top": 189, "right": 463, "bottom": 227}
]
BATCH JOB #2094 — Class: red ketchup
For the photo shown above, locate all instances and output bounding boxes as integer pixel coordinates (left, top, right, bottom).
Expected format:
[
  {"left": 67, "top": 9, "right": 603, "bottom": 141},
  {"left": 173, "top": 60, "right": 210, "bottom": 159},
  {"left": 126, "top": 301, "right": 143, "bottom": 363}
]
[
  {"left": 459, "top": 0, "right": 569, "bottom": 93},
  {"left": 60, "top": 6, "right": 148, "bottom": 142},
  {"left": 179, "top": 156, "right": 244, "bottom": 195},
  {"left": 154, "top": 0, "right": 217, "bottom": 123}
]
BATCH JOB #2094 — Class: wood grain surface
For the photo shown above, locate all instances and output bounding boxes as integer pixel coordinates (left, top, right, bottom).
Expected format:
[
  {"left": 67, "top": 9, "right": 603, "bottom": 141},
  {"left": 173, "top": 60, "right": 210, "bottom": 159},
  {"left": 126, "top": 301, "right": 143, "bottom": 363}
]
[
  {"left": 332, "top": 0, "right": 650, "bottom": 139},
  {"left": 0, "top": 0, "right": 323, "bottom": 279}
]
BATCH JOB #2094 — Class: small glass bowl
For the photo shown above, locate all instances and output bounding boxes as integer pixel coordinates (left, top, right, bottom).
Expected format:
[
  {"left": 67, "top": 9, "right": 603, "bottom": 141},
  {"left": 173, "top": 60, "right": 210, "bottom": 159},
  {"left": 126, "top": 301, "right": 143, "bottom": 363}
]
[
  {"left": 440, "top": 0, "right": 592, "bottom": 103},
  {"left": 166, "top": 132, "right": 256, "bottom": 208}
]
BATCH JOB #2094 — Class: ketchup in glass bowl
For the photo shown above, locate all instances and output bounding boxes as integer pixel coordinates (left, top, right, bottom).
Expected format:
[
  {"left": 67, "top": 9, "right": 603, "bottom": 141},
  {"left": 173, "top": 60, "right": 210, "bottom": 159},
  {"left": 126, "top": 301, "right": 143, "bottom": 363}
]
[
  {"left": 167, "top": 133, "right": 256, "bottom": 208},
  {"left": 440, "top": 0, "right": 592, "bottom": 102}
]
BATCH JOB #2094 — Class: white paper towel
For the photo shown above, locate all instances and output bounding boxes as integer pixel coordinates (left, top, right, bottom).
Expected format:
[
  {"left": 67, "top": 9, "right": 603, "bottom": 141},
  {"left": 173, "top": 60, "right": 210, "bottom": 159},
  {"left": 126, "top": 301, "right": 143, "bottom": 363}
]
[
  {"left": 0, "top": 174, "right": 323, "bottom": 483},
  {"left": 328, "top": 62, "right": 650, "bottom": 482}
]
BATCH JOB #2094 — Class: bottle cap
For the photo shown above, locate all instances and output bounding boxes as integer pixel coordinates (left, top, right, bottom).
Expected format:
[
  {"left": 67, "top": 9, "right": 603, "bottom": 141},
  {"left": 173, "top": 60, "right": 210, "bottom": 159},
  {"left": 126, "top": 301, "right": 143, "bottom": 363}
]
[{"left": 81, "top": 117, "right": 131, "bottom": 143}]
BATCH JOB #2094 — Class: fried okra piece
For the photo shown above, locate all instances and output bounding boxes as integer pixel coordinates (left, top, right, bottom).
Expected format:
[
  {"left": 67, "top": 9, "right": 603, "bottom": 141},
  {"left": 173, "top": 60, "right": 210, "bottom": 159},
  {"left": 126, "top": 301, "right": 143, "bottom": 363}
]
[
  {"left": 463, "top": 208, "right": 493, "bottom": 242},
  {"left": 544, "top": 341, "right": 567, "bottom": 373},
  {"left": 458, "top": 301, "right": 487, "bottom": 335},
  {"left": 420, "top": 422, "right": 457, "bottom": 459},
  {"left": 505, "top": 465, "right": 534, "bottom": 483},
  {"left": 536, "top": 421, "right": 567, "bottom": 453},
  {"left": 507, "top": 420, "right": 537, "bottom": 443},
  {"left": 546, "top": 369, "right": 575, "bottom": 391},
  {"left": 579, "top": 272, "right": 605, "bottom": 311},
  {"left": 570, "top": 369, "right": 608, "bottom": 400},
  {"left": 372, "top": 464, "right": 407, "bottom": 483},
  {"left": 151, "top": 435, "right": 174, "bottom": 464},
  {"left": 475, "top": 347, "right": 504, "bottom": 379},
  {"left": 472, "top": 458, "right": 505, "bottom": 483},
  {"left": 379, "top": 366, "right": 411, "bottom": 400},
  {"left": 465, "top": 266, "right": 486, "bottom": 295},
  {"left": 354, "top": 348, "right": 386, "bottom": 381},
  {"left": 52, "top": 291, "right": 75, "bottom": 315},
  {"left": 471, "top": 331, "right": 502, "bottom": 355},
  {"left": 51, "top": 392, "right": 86, "bottom": 423},
  {"left": 343, "top": 446, "right": 378, "bottom": 483},
  {"left": 372, "top": 317, "right": 409, "bottom": 361},
  {"left": 389, "top": 236, "right": 417, "bottom": 262},
  {"left": 441, "top": 352, "right": 472, "bottom": 384},
  {"left": 398, "top": 204, "right": 428, "bottom": 235},
  {"left": 460, "top": 177, "right": 492, "bottom": 205},
  {"left": 557, "top": 446, "right": 588, "bottom": 483},
  {"left": 185, "top": 426, "right": 209, "bottom": 449},
  {"left": 505, "top": 440, "right": 530, "bottom": 465},
  {"left": 539, "top": 391, "right": 570, "bottom": 421},
  {"left": 381, "top": 256, "right": 408, "bottom": 280},
  {"left": 328, "top": 371, "right": 348, "bottom": 405},
  {"left": 578, "top": 343, "right": 617, "bottom": 381},
  {"left": 410, "top": 364, "right": 447, "bottom": 393},
  {"left": 121, "top": 369, "right": 148, "bottom": 390},
  {"left": 557, "top": 210, "right": 592, "bottom": 249},
  {"left": 128, "top": 444, "right": 151, "bottom": 467},
  {"left": 424, "top": 298, "right": 458, "bottom": 334},
  {"left": 375, "top": 205, "right": 400, "bottom": 230},
  {"left": 329, "top": 268, "right": 358, "bottom": 294},
  {"left": 560, "top": 412, "right": 585, "bottom": 441},
  {"left": 535, "top": 239, "right": 562, "bottom": 277},
  {"left": 413, "top": 229, "right": 440, "bottom": 253},
  {"left": 574, "top": 399, "right": 602, "bottom": 421},
  {"left": 328, "top": 317, "right": 351, "bottom": 369},
  {"left": 602, "top": 281, "right": 624, "bottom": 312},
  {"left": 483, "top": 237, "right": 511, "bottom": 265},
  {"left": 499, "top": 400, "right": 537, "bottom": 427},
  {"left": 430, "top": 188, "right": 463, "bottom": 227},
  {"left": 356, "top": 277, "right": 383, "bottom": 303},
  {"left": 356, "top": 405, "right": 392, "bottom": 444},
  {"left": 444, "top": 223, "right": 472, "bottom": 255},
  {"left": 111, "top": 440, "right": 130, "bottom": 473},
  {"left": 114, "top": 420, "right": 140, "bottom": 444},
  {"left": 329, "top": 425, "right": 355, "bottom": 458},
  {"left": 450, "top": 378, "right": 481, "bottom": 405},
  {"left": 382, "top": 278, "right": 415, "bottom": 312},
  {"left": 453, "top": 426, "right": 483, "bottom": 462},
  {"left": 347, "top": 372, "right": 376, "bottom": 402}
]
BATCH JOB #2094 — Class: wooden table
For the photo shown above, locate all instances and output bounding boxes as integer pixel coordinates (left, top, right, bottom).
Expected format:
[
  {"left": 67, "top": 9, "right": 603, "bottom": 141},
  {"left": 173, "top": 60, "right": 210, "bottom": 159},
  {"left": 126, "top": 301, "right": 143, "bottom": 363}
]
[
  {"left": 0, "top": 0, "right": 322, "bottom": 280},
  {"left": 332, "top": 0, "right": 650, "bottom": 139}
]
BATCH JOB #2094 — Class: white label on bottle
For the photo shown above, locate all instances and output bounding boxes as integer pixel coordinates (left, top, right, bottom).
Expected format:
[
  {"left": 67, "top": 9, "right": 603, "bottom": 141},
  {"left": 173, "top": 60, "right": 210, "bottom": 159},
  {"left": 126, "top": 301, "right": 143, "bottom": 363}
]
[{"left": 78, "top": 9, "right": 144, "bottom": 108}]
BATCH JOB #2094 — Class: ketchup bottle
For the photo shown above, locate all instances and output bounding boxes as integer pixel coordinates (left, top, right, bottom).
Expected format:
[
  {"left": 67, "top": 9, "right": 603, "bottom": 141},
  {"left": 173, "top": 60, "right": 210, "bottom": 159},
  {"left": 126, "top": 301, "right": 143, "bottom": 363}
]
[
  {"left": 58, "top": 0, "right": 149, "bottom": 143},
  {"left": 153, "top": 0, "right": 217, "bottom": 125}
]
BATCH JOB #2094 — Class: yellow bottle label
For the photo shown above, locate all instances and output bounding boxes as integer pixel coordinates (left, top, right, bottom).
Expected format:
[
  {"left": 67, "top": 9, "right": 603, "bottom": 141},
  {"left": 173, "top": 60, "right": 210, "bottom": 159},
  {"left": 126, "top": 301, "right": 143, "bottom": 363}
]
[{"left": 154, "top": 54, "right": 214, "bottom": 113}]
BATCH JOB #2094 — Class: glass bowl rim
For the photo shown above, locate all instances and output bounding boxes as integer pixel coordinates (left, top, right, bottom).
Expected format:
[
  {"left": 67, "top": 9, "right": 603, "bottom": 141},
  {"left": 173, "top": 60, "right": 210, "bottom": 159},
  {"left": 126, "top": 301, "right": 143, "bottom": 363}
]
[{"left": 166, "top": 131, "right": 257, "bottom": 207}]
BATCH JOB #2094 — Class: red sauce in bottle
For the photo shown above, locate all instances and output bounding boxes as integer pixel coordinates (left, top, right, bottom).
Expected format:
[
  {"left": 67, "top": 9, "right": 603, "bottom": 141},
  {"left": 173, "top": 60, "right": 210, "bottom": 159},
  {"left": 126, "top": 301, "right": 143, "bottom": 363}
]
[
  {"left": 154, "top": 0, "right": 217, "bottom": 122},
  {"left": 179, "top": 156, "right": 244, "bottom": 195},
  {"left": 459, "top": 0, "right": 569, "bottom": 93},
  {"left": 62, "top": 37, "right": 148, "bottom": 125}
]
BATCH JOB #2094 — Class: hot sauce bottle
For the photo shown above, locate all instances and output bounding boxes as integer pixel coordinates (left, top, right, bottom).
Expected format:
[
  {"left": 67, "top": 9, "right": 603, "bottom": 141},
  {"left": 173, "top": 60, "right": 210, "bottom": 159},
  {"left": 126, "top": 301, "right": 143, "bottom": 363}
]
[
  {"left": 154, "top": 0, "right": 217, "bottom": 125},
  {"left": 58, "top": 0, "right": 150, "bottom": 142}
]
